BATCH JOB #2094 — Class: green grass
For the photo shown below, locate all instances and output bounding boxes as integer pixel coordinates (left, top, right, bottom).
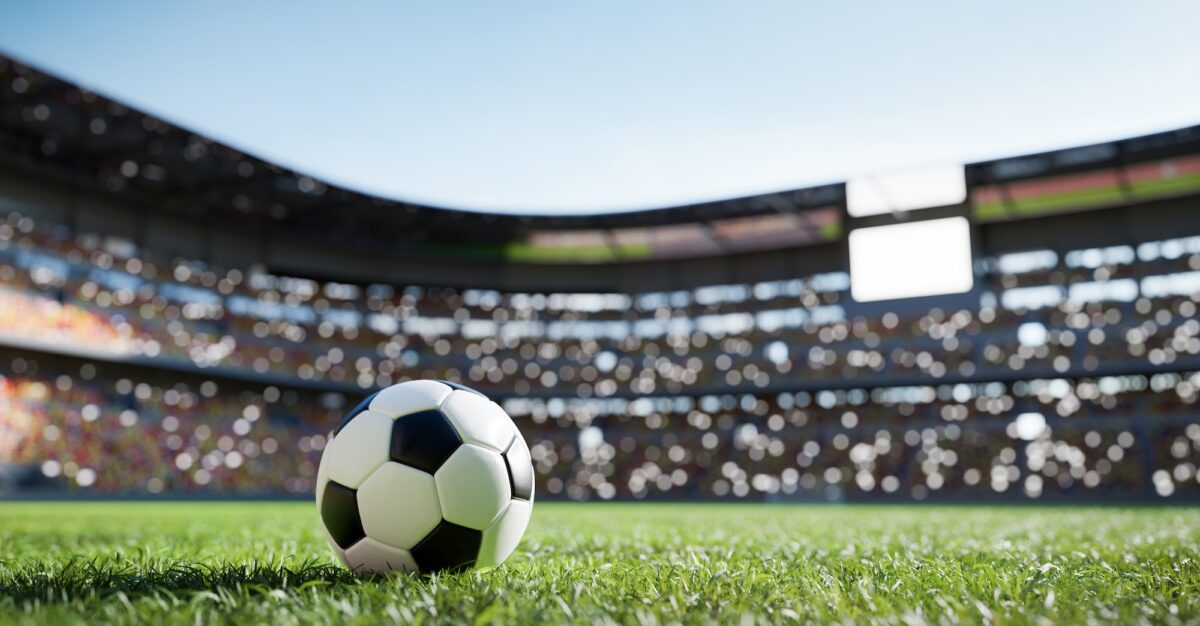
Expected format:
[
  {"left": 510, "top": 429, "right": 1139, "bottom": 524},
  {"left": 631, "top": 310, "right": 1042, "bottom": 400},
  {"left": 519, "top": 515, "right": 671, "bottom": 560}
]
[{"left": 0, "top": 502, "right": 1198, "bottom": 625}]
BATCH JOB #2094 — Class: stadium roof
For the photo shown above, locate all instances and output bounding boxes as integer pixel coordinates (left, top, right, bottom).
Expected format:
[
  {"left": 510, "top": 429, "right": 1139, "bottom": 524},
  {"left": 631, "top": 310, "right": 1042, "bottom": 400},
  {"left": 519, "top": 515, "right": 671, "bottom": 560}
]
[
  {"left": 1, "top": 52, "right": 1198, "bottom": 281},
  {"left": 0, "top": 54, "right": 843, "bottom": 244}
]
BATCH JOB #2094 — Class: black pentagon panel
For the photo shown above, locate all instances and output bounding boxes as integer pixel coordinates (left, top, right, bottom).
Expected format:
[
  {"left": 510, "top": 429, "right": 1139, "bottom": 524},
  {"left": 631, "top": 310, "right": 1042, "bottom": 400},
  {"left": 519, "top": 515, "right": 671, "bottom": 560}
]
[
  {"left": 503, "top": 436, "right": 534, "bottom": 501},
  {"left": 333, "top": 389, "right": 381, "bottom": 436},
  {"left": 321, "top": 481, "right": 365, "bottom": 549},
  {"left": 411, "top": 521, "right": 482, "bottom": 573},
  {"left": 390, "top": 409, "right": 462, "bottom": 473},
  {"left": 437, "top": 380, "right": 486, "bottom": 397}
]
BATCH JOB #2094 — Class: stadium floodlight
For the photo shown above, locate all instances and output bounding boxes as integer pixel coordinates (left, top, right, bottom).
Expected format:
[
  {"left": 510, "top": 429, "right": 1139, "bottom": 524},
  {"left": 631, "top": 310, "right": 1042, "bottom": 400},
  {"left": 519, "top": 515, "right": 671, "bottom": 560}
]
[
  {"left": 1018, "top": 322, "right": 1049, "bottom": 347},
  {"left": 849, "top": 217, "right": 973, "bottom": 302},
  {"left": 1013, "top": 412, "right": 1048, "bottom": 441},
  {"left": 847, "top": 165, "right": 967, "bottom": 217}
]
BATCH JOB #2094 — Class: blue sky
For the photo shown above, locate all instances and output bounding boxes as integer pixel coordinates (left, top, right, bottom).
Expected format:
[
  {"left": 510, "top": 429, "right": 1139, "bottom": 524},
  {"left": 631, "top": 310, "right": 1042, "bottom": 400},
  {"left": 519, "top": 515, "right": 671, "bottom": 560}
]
[{"left": 1, "top": 2, "right": 1197, "bottom": 214}]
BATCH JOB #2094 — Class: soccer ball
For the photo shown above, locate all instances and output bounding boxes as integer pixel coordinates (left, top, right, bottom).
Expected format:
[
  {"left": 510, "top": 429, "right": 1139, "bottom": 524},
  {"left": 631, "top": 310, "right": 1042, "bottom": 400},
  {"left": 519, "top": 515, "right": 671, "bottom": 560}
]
[{"left": 315, "top": 380, "right": 534, "bottom": 574}]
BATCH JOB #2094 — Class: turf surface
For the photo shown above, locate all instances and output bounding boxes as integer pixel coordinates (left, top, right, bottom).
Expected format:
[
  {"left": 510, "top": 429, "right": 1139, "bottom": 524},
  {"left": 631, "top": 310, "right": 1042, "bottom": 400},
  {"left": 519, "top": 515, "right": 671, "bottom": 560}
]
[{"left": 0, "top": 502, "right": 1197, "bottom": 625}]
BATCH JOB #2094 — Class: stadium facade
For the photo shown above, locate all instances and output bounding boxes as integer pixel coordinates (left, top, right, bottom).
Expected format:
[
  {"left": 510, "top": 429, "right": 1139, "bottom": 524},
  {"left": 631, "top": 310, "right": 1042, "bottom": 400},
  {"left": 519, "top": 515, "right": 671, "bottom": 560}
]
[{"left": 1, "top": 54, "right": 1199, "bottom": 501}]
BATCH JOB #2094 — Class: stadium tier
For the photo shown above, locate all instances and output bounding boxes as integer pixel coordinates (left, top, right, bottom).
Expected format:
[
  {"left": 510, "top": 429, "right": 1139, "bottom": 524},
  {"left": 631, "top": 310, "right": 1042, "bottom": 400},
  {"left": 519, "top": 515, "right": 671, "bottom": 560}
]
[{"left": 1, "top": 55, "right": 1199, "bottom": 500}]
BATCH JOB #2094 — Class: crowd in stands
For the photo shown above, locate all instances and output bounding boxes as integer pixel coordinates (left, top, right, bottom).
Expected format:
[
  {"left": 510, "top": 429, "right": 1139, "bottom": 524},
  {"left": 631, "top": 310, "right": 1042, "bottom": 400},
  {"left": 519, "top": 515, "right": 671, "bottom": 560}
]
[
  {"left": 508, "top": 370, "right": 1196, "bottom": 500},
  {"left": 2, "top": 210, "right": 1200, "bottom": 401},
  {"left": 0, "top": 354, "right": 1196, "bottom": 499},
  {"left": 0, "top": 358, "right": 334, "bottom": 494},
  {"left": 1, "top": 208, "right": 1200, "bottom": 498}
]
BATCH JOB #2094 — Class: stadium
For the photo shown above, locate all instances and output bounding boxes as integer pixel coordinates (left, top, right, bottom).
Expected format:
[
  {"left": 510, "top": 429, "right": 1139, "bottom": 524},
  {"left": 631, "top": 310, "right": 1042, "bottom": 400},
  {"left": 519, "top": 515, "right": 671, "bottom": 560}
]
[
  {"left": 2, "top": 16, "right": 1200, "bottom": 624},
  {"left": 4, "top": 54, "right": 1200, "bottom": 504}
]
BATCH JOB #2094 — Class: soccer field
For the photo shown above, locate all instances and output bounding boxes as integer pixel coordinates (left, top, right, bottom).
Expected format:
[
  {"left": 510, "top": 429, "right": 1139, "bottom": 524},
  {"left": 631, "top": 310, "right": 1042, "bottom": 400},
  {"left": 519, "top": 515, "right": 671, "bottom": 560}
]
[{"left": 0, "top": 503, "right": 1197, "bottom": 625}]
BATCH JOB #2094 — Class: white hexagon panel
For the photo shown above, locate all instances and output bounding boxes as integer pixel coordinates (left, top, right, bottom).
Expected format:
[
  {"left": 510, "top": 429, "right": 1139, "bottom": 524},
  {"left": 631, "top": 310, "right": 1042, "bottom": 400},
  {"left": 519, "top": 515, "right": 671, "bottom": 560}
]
[
  {"left": 325, "top": 409, "right": 393, "bottom": 489},
  {"left": 344, "top": 537, "right": 418, "bottom": 575},
  {"left": 440, "top": 390, "right": 517, "bottom": 452},
  {"left": 369, "top": 379, "right": 452, "bottom": 419},
  {"left": 357, "top": 462, "right": 442, "bottom": 550},
  {"left": 326, "top": 538, "right": 351, "bottom": 570},
  {"left": 477, "top": 498, "right": 533, "bottom": 568},
  {"left": 315, "top": 436, "right": 333, "bottom": 511},
  {"left": 434, "top": 444, "right": 511, "bottom": 530}
]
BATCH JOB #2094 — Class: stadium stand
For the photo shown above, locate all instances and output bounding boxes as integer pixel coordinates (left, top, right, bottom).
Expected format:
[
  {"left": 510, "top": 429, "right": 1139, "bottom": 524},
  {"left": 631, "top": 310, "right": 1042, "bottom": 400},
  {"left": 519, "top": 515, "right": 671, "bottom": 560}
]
[{"left": 1, "top": 54, "right": 1199, "bottom": 500}]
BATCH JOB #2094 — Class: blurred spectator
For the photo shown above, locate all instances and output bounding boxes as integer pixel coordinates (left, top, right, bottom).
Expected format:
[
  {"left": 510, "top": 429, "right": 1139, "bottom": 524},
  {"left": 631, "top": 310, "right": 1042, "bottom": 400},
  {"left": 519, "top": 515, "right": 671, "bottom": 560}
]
[
  {"left": 1, "top": 355, "right": 1196, "bottom": 499},
  {"left": 1, "top": 209, "right": 1199, "bottom": 499}
]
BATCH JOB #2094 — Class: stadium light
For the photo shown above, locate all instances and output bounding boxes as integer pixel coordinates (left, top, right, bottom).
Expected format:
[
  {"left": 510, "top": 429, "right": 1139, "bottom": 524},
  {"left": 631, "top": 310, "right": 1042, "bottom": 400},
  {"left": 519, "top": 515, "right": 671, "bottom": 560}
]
[
  {"left": 1013, "top": 412, "right": 1048, "bottom": 441},
  {"left": 1018, "top": 322, "right": 1048, "bottom": 346},
  {"left": 847, "top": 165, "right": 967, "bottom": 217},
  {"left": 848, "top": 217, "right": 973, "bottom": 302}
]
